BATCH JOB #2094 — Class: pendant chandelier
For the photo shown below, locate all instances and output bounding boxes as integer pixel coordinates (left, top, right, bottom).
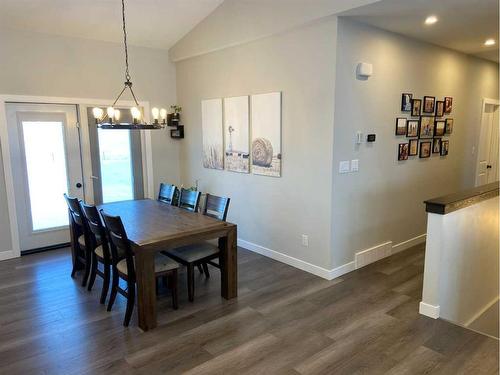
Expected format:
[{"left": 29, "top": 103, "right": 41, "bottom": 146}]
[{"left": 93, "top": 0, "right": 166, "bottom": 129}]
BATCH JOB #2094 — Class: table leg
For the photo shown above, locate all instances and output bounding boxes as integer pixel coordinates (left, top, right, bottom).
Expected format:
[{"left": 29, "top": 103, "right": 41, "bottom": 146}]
[
  {"left": 134, "top": 250, "right": 157, "bottom": 331},
  {"left": 219, "top": 225, "right": 237, "bottom": 299}
]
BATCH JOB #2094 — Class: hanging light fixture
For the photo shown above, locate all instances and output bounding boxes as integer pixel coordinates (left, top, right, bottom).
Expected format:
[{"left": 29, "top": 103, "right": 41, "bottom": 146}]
[{"left": 93, "top": 0, "right": 167, "bottom": 129}]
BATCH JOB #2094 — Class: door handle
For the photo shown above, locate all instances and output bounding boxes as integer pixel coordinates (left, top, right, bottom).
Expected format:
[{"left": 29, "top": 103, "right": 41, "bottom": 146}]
[
  {"left": 76, "top": 183, "right": 83, "bottom": 188},
  {"left": 487, "top": 165, "right": 492, "bottom": 169}
]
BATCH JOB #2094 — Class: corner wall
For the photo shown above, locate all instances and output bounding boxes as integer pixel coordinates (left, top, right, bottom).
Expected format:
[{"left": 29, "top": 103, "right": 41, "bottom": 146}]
[
  {"left": 331, "top": 19, "right": 499, "bottom": 267},
  {"left": 175, "top": 17, "right": 338, "bottom": 271}
]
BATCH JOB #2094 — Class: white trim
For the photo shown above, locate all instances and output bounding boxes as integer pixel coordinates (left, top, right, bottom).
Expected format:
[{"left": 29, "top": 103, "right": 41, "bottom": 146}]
[
  {"left": 355, "top": 241, "right": 392, "bottom": 269},
  {"left": 238, "top": 239, "right": 336, "bottom": 280},
  {"left": 419, "top": 302, "right": 440, "bottom": 319},
  {"left": 328, "top": 261, "right": 355, "bottom": 279},
  {"left": 465, "top": 296, "right": 500, "bottom": 327},
  {"left": 392, "top": 234, "right": 426, "bottom": 254},
  {"left": 0, "top": 94, "right": 154, "bottom": 260},
  {"left": 475, "top": 97, "right": 500, "bottom": 187},
  {"left": 0, "top": 250, "right": 16, "bottom": 262}
]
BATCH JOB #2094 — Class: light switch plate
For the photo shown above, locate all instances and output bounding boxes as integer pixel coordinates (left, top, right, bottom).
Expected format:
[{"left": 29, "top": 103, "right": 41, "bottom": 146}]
[
  {"left": 339, "top": 160, "right": 350, "bottom": 174},
  {"left": 351, "top": 159, "right": 359, "bottom": 172}
]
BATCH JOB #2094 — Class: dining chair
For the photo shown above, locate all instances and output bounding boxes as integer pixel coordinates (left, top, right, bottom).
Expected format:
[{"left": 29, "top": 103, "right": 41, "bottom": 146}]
[
  {"left": 164, "top": 194, "right": 230, "bottom": 302},
  {"left": 81, "top": 203, "right": 111, "bottom": 304},
  {"left": 158, "top": 183, "right": 178, "bottom": 205},
  {"left": 178, "top": 188, "right": 201, "bottom": 212},
  {"left": 100, "top": 210, "right": 180, "bottom": 326},
  {"left": 64, "top": 194, "right": 92, "bottom": 287}
]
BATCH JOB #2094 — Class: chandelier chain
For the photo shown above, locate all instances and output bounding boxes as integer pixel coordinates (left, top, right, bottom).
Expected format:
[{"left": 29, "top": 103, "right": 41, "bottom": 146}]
[{"left": 121, "top": 0, "right": 131, "bottom": 82}]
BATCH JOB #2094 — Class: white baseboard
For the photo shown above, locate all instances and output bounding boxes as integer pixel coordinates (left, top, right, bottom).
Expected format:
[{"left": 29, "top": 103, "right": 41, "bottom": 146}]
[
  {"left": 465, "top": 296, "right": 500, "bottom": 327},
  {"left": 355, "top": 241, "right": 392, "bottom": 269},
  {"left": 419, "top": 301, "right": 440, "bottom": 319},
  {"left": 238, "top": 233, "right": 426, "bottom": 281},
  {"left": 238, "top": 239, "right": 332, "bottom": 279},
  {"left": 392, "top": 234, "right": 426, "bottom": 254},
  {"left": 0, "top": 250, "right": 16, "bottom": 261}
]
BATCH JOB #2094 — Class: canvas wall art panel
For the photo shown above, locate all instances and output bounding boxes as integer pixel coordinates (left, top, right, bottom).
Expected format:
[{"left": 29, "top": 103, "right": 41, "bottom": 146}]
[
  {"left": 251, "top": 92, "right": 282, "bottom": 177},
  {"left": 201, "top": 98, "right": 224, "bottom": 170},
  {"left": 224, "top": 96, "right": 250, "bottom": 173}
]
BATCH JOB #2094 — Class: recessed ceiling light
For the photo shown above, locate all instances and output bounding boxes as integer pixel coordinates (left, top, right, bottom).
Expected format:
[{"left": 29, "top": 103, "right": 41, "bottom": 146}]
[
  {"left": 424, "top": 15, "right": 438, "bottom": 25},
  {"left": 484, "top": 39, "right": 496, "bottom": 46}
]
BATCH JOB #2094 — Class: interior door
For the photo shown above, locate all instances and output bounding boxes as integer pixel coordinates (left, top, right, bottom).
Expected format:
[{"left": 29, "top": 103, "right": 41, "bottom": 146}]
[
  {"left": 6, "top": 103, "right": 84, "bottom": 251},
  {"left": 476, "top": 103, "right": 500, "bottom": 186}
]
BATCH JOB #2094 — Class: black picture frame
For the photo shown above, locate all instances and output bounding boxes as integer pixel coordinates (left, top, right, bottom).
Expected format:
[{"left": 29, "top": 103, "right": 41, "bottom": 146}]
[
  {"left": 395, "top": 117, "right": 407, "bottom": 136},
  {"left": 406, "top": 119, "right": 419, "bottom": 137},
  {"left": 411, "top": 99, "right": 422, "bottom": 116},
  {"left": 420, "top": 141, "right": 432, "bottom": 158},
  {"left": 398, "top": 143, "right": 409, "bottom": 161},
  {"left": 445, "top": 118, "right": 454, "bottom": 134},
  {"left": 401, "top": 93, "right": 413, "bottom": 112},
  {"left": 419, "top": 116, "right": 435, "bottom": 138},
  {"left": 409, "top": 139, "right": 419, "bottom": 156},
  {"left": 434, "top": 120, "right": 446, "bottom": 137},
  {"left": 423, "top": 96, "right": 435, "bottom": 113},
  {"left": 432, "top": 138, "right": 441, "bottom": 154},
  {"left": 444, "top": 97, "right": 453, "bottom": 114},
  {"left": 441, "top": 140, "right": 449, "bottom": 156},
  {"left": 435, "top": 101, "right": 445, "bottom": 117}
]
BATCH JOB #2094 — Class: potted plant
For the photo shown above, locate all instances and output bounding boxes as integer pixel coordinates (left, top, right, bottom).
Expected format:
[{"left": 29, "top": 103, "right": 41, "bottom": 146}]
[{"left": 168, "top": 105, "right": 182, "bottom": 126}]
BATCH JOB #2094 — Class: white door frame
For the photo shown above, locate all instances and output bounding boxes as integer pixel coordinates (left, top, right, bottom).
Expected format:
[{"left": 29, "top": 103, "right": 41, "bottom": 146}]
[
  {"left": 0, "top": 94, "right": 154, "bottom": 260},
  {"left": 475, "top": 98, "right": 500, "bottom": 186}
]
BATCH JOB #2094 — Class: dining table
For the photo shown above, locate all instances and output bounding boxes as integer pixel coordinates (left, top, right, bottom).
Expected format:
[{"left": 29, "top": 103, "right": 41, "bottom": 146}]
[{"left": 91, "top": 198, "right": 238, "bottom": 331}]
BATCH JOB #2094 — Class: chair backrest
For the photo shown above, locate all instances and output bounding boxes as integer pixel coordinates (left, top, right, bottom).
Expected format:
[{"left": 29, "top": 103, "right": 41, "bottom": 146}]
[
  {"left": 178, "top": 189, "right": 201, "bottom": 212},
  {"left": 100, "top": 210, "right": 135, "bottom": 278},
  {"left": 64, "top": 193, "right": 85, "bottom": 227},
  {"left": 81, "top": 202, "right": 110, "bottom": 256},
  {"left": 158, "top": 183, "right": 177, "bottom": 205},
  {"left": 204, "top": 194, "right": 230, "bottom": 221}
]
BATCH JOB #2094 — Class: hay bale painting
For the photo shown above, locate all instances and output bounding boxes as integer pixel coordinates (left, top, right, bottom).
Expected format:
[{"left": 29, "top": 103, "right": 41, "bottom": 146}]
[
  {"left": 201, "top": 98, "right": 224, "bottom": 170},
  {"left": 224, "top": 96, "right": 250, "bottom": 173},
  {"left": 251, "top": 92, "right": 282, "bottom": 177}
]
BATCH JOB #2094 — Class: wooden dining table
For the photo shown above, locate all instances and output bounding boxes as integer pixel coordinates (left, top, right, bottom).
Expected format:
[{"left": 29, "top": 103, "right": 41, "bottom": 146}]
[{"left": 95, "top": 199, "right": 238, "bottom": 331}]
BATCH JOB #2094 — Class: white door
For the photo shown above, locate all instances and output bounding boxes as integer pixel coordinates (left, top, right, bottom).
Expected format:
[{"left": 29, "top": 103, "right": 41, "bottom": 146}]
[
  {"left": 476, "top": 103, "right": 499, "bottom": 186},
  {"left": 6, "top": 103, "right": 84, "bottom": 251}
]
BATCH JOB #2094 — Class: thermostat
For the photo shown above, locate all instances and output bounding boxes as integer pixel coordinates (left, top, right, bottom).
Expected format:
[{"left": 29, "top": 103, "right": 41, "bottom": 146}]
[{"left": 367, "top": 134, "right": 376, "bottom": 142}]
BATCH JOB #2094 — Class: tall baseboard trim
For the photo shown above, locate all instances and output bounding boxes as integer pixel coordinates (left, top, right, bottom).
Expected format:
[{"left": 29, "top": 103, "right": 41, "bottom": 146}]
[
  {"left": 0, "top": 250, "right": 15, "bottom": 261},
  {"left": 355, "top": 241, "right": 392, "bottom": 269},
  {"left": 392, "top": 234, "right": 426, "bottom": 254},
  {"left": 419, "top": 301, "right": 440, "bottom": 319},
  {"left": 465, "top": 296, "right": 500, "bottom": 327}
]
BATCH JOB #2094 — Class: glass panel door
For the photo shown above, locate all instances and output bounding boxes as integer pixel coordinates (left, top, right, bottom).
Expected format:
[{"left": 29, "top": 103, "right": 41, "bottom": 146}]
[{"left": 6, "top": 104, "right": 83, "bottom": 251}]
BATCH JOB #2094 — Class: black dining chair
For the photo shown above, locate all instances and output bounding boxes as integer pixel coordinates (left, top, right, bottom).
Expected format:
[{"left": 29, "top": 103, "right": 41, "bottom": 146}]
[
  {"left": 64, "top": 194, "right": 93, "bottom": 287},
  {"left": 164, "top": 194, "right": 230, "bottom": 302},
  {"left": 178, "top": 188, "right": 201, "bottom": 212},
  {"left": 100, "top": 210, "right": 180, "bottom": 326},
  {"left": 158, "top": 183, "right": 178, "bottom": 205},
  {"left": 81, "top": 203, "right": 111, "bottom": 304}
]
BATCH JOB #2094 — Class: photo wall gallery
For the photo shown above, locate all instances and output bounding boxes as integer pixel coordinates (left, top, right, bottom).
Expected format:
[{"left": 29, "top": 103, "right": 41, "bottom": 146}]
[
  {"left": 396, "top": 94, "right": 453, "bottom": 161},
  {"left": 201, "top": 92, "right": 282, "bottom": 177}
]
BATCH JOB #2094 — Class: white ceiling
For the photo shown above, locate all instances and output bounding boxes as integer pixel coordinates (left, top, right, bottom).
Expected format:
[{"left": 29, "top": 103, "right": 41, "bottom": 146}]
[
  {"left": 0, "top": 0, "right": 224, "bottom": 50},
  {"left": 341, "top": 0, "right": 499, "bottom": 62}
]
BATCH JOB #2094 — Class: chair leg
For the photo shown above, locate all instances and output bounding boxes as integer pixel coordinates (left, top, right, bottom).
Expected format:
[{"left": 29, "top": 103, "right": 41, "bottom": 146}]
[
  {"left": 100, "top": 261, "right": 110, "bottom": 304},
  {"left": 124, "top": 281, "right": 135, "bottom": 327},
  {"left": 81, "top": 249, "right": 91, "bottom": 287},
  {"left": 87, "top": 253, "right": 98, "bottom": 291},
  {"left": 187, "top": 264, "right": 195, "bottom": 302},
  {"left": 171, "top": 270, "right": 178, "bottom": 310},
  {"left": 202, "top": 263, "right": 210, "bottom": 278},
  {"left": 107, "top": 269, "right": 119, "bottom": 312},
  {"left": 197, "top": 264, "right": 204, "bottom": 274},
  {"left": 71, "top": 264, "right": 78, "bottom": 278}
]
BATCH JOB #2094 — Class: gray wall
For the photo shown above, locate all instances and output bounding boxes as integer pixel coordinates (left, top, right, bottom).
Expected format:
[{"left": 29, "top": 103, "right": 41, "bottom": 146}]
[
  {"left": 176, "top": 17, "right": 338, "bottom": 269},
  {"left": 0, "top": 29, "right": 179, "bottom": 252},
  {"left": 331, "top": 19, "right": 499, "bottom": 267}
]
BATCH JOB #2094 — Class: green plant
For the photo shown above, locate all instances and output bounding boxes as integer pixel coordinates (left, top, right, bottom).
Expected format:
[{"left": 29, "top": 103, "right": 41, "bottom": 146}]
[{"left": 170, "top": 105, "right": 182, "bottom": 114}]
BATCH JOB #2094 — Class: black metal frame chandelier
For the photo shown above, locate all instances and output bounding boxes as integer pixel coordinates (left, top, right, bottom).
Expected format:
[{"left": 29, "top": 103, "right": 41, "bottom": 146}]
[{"left": 93, "top": 0, "right": 167, "bottom": 129}]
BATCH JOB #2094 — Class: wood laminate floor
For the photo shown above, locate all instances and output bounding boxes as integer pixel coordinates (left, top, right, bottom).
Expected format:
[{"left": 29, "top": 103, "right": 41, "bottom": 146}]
[{"left": 0, "top": 244, "right": 497, "bottom": 374}]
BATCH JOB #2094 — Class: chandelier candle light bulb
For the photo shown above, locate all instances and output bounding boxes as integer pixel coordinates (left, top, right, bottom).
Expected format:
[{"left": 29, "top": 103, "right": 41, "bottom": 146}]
[
  {"left": 152, "top": 107, "right": 160, "bottom": 124},
  {"left": 107, "top": 107, "right": 115, "bottom": 122},
  {"left": 114, "top": 109, "right": 121, "bottom": 122},
  {"left": 92, "top": 107, "right": 104, "bottom": 123},
  {"left": 160, "top": 108, "right": 167, "bottom": 124},
  {"left": 131, "top": 107, "right": 141, "bottom": 123}
]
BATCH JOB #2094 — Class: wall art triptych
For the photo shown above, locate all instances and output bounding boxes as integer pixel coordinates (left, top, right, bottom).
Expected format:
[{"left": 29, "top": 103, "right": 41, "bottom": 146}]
[{"left": 201, "top": 92, "right": 282, "bottom": 177}]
